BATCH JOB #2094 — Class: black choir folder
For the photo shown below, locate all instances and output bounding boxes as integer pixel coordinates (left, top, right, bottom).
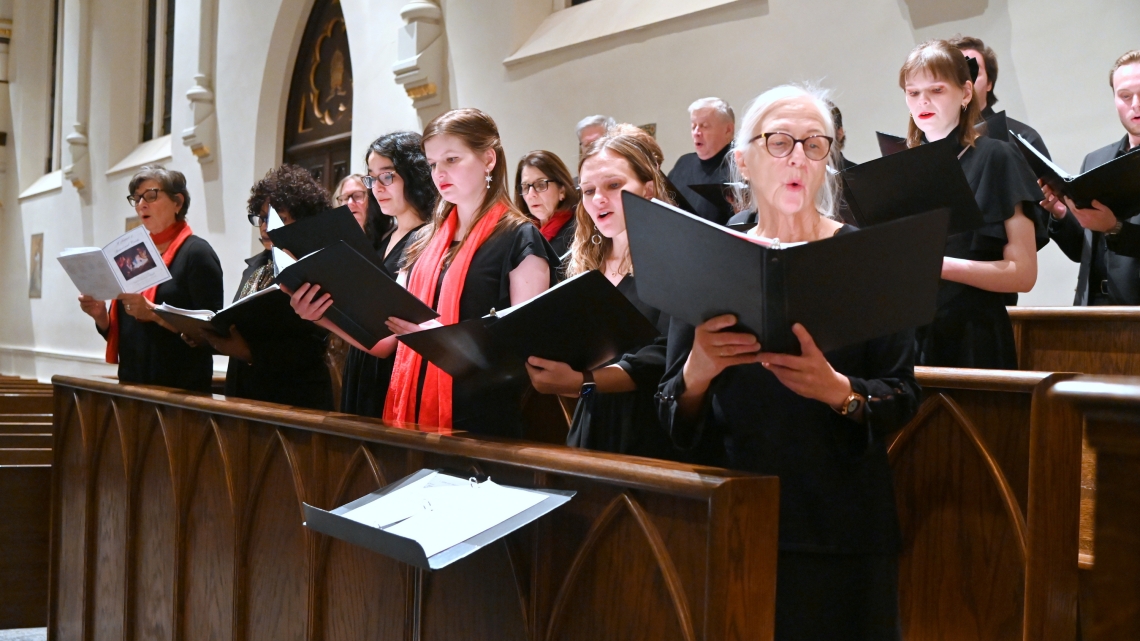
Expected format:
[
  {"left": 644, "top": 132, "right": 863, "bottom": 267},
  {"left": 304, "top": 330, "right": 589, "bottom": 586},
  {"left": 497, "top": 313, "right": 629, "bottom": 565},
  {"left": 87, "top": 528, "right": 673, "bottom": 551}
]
[
  {"left": 267, "top": 205, "right": 385, "bottom": 269},
  {"left": 398, "top": 270, "right": 659, "bottom": 384},
  {"left": 841, "top": 137, "right": 984, "bottom": 235},
  {"left": 1012, "top": 132, "right": 1140, "bottom": 218},
  {"left": 623, "top": 193, "right": 947, "bottom": 354},
  {"left": 154, "top": 285, "right": 294, "bottom": 344},
  {"left": 303, "top": 469, "right": 573, "bottom": 571},
  {"left": 274, "top": 241, "right": 438, "bottom": 348}
]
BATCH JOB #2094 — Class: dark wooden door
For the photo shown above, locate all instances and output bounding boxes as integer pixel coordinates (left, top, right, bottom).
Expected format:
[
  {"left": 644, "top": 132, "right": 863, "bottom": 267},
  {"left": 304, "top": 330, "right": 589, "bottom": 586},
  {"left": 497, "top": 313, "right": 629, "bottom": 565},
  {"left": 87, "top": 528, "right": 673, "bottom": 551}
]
[{"left": 283, "top": 0, "right": 353, "bottom": 192}]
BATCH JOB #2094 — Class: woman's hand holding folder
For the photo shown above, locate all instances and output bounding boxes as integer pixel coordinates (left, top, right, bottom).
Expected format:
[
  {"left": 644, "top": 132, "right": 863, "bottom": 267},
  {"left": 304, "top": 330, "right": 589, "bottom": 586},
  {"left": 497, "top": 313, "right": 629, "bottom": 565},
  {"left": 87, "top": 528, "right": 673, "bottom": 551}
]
[{"left": 755, "top": 323, "right": 854, "bottom": 412}]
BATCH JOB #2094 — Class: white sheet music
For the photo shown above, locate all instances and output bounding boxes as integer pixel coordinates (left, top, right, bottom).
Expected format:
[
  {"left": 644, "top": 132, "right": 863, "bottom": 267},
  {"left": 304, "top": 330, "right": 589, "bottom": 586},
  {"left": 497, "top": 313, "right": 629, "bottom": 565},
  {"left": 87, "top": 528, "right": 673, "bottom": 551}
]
[{"left": 342, "top": 472, "right": 546, "bottom": 558}]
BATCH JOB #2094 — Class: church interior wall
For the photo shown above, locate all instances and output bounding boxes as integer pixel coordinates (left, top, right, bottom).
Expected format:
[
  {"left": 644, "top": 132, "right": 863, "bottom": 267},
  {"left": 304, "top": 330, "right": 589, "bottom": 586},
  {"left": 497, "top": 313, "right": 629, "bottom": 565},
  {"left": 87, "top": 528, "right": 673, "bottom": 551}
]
[{"left": 0, "top": 0, "right": 1136, "bottom": 380}]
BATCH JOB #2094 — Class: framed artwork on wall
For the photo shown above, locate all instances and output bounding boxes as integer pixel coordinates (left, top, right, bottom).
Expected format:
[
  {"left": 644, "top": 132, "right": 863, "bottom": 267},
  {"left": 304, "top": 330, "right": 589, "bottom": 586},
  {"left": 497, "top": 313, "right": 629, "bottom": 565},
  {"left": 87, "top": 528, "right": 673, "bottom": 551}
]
[{"left": 29, "top": 233, "right": 43, "bottom": 299}]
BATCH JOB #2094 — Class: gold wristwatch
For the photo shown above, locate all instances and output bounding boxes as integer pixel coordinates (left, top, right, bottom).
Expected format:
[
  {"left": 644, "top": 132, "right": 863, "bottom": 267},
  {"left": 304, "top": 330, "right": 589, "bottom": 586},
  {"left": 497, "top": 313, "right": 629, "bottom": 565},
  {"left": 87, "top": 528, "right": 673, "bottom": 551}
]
[{"left": 837, "top": 391, "right": 865, "bottom": 416}]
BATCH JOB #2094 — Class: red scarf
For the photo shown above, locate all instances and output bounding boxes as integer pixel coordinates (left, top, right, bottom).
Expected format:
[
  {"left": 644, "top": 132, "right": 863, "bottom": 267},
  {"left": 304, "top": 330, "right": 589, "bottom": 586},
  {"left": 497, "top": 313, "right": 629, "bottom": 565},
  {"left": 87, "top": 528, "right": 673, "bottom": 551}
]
[
  {"left": 384, "top": 202, "right": 508, "bottom": 432},
  {"left": 539, "top": 209, "right": 573, "bottom": 241},
  {"left": 105, "top": 220, "right": 194, "bottom": 364}
]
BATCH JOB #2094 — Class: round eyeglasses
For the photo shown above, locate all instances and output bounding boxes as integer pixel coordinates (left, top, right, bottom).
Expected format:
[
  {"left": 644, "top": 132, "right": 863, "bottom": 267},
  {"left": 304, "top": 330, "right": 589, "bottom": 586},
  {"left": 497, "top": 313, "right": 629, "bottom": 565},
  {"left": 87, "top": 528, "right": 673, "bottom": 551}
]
[
  {"left": 362, "top": 172, "right": 396, "bottom": 189},
  {"left": 749, "top": 132, "right": 834, "bottom": 161},
  {"left": 519, "top": 178, "right": 555, "bottom": 195},
  {"left": 127, "top": 187, "right": 162, "bottom": 207}
]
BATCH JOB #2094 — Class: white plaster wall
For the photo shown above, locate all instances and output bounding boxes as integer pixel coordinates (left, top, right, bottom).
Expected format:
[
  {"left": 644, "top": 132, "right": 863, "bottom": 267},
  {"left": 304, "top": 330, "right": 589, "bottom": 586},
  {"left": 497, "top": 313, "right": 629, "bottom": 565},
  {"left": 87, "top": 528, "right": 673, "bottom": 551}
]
[{"left": 1, "top": 0, "right": 1137, "bottom": 380}]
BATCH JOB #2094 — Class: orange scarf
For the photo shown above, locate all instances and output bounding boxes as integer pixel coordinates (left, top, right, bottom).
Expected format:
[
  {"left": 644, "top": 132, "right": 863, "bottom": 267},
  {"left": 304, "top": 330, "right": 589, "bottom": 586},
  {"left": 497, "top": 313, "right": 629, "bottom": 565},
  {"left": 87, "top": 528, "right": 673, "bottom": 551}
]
[
  {"left": 539, "top": 209, "right": 573, "bottom": 241},
  {"left": 384, "top": 202, "right": 508, "bottom": 432},
  {"left": 105, "top": 221, "right": 194, "bottom": 364}
]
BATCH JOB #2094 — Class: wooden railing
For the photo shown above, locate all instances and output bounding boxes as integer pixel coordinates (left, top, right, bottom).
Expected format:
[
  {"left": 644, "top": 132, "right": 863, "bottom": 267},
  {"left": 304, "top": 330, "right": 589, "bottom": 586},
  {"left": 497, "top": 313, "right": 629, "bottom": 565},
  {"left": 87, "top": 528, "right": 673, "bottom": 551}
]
[
  {"left": 0, "top": 375, "right": 53, "bottom": 629},
  {"left": 1009, "top": 306, "right": 1140, "bottom": 375},
  {"left": 48, "top": 376, "right": 780, "bottom": 641}
]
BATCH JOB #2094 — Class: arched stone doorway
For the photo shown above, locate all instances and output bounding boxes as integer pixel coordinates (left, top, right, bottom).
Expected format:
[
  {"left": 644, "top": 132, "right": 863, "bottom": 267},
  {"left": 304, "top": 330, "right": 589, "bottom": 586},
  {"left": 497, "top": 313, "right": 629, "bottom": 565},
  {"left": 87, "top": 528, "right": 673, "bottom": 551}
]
[{"left": 283, "top": 0, "right": 353, "bottom": 192}]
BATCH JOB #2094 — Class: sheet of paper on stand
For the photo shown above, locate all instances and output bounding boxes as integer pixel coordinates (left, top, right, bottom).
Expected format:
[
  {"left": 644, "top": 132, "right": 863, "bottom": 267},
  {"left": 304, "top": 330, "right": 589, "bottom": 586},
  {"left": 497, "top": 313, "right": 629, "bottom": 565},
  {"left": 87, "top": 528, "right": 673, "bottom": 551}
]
[{"left": 341, "top": 471, "right": 547, "bottom": 558}]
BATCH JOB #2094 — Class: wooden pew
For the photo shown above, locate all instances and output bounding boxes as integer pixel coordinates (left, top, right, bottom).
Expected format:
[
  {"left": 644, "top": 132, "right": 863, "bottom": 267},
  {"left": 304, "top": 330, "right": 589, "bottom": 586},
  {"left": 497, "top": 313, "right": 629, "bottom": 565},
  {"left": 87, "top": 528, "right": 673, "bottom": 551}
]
[
  {"left": 1009, "top": 306, "right": 1140, "bottom": 375},
  {"left": 1047, "top": 376, "right": 1140, "bottom": 640},
  {"left": 48, "top": 376, "right": 780, "bottom": 641},
  {"left": 895, "top": 367, "right": 1082, "bottom": 641},
  {"left": 0, "top": 376, "right": 53, "bottom": 629}
]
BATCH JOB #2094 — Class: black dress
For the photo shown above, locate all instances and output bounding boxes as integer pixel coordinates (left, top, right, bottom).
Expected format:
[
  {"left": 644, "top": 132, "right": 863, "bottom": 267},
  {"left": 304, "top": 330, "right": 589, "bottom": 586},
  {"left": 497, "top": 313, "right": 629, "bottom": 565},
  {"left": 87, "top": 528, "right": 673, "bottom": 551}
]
[
  {"left": 566, "top": 275, "right": 680, "bottom": 460},
  {"left": 102, "top": 236, "right": 223, "bottom": 393},
  {"left": 416, "top": 222, "right": 559, "bottom": 437},
  {"left": 915, "top": 134, "right": 1042, "bottom": 369},
  {"left": 657, "top": 225, "right": 919, "bottom": 639},
  {"left": 340, "top": 227, "right": 422, "bottom": 418},
  {"left": 223, "top": 251, "right": 333, "bottom": 411}
]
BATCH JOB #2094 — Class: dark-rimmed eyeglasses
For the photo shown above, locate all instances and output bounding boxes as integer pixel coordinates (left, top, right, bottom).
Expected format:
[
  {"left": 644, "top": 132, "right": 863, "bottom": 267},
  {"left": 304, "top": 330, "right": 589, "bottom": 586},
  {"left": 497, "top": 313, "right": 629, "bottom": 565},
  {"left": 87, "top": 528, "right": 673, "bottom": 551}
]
[
  {"left": 362, "top": 172, "right": 396, "bottom": 189},
  {"left": 337, "top": 190, "right": 368, "bottom": 206},
  {"left": 247, "top": 213, "right": 267, "bottom": 227},
  {"left": 749, "top": 132, "right": 834, "bottom": 161},
  {"left": 519, "top": 178, "right": 556, "bottom": 195},
  {"left": 127, "top": 188, "right": 162, "bottom": 207}
]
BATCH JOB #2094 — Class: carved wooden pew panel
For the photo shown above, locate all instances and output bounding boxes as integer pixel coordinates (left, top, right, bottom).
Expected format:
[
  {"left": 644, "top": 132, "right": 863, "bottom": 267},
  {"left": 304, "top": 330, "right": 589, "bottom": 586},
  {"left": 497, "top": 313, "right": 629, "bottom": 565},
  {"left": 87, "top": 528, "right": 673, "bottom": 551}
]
[
  {"left": 48, "top": 376, "right": 779, "bottom": 641},
  {"left": 892, "top": 368, "right": 1082, "bottom": 641}
]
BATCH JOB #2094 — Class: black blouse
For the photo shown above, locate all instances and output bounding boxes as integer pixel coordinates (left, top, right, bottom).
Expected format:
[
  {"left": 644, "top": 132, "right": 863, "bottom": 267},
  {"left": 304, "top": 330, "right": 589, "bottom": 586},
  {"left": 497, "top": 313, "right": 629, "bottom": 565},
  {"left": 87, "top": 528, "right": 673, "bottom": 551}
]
[
  {"left": 224, "top": 250, "right": 333, "bottom": 411},
  {"left": 567, "top": 275, "right": 681, "bottom": 460},
  {"left": 547, "top": 217, "right": 577, "bottom": 262},
  {"left": 105, "top": 235, "right": 223, "bottom": 393},
  {"left": 341, "top": 226, "right": 423, "bottom": 418},
  {"left": 657, "top": 225, "right": 919, "bottom": 554},
  {"left": 916, "top": 134, "right": 1043, "bottom": 369},
  {"left": 417, "top": 222, "right": 559, "bottom": 437}
]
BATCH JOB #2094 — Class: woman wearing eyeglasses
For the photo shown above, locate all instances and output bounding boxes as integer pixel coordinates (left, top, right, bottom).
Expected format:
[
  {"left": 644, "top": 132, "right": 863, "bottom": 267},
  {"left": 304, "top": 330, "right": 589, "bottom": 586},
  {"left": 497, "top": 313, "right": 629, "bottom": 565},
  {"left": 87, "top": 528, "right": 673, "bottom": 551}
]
[
  {"left": 77, "top": 165, "right": 223, "bottom": 392},
  {"left": 657, "top": 85, "right": 919, "bottom": 640},
  {"left": 203, "top": 165, "right": 335, "bottom": 410},
  {"left": 515, "top": 150, "right": 579, "bottom": 259},
  {"left": 335, "top": 132, "right": 437, "bottom": 418}
]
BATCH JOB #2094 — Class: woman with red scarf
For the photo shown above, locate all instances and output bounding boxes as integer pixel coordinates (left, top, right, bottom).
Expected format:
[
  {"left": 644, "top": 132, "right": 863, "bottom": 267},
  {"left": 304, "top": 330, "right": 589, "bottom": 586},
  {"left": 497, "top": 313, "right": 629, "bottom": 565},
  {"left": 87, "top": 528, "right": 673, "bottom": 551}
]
[
  {"left": 514, "top": 150, "right": 579, "bottom": 260},
  {"left": 290, "top": 109, "right": 559, "bottom": 437},
  {"left": 78, "top": 166, "right": 223, "bottom": 392}
]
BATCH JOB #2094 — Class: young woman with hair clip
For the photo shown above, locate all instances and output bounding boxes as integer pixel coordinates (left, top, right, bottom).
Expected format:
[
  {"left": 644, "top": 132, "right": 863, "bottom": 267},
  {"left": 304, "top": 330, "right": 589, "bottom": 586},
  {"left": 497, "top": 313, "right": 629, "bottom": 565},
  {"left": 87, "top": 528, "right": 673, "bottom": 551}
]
[
  {"left": 290, "top": 110, "right": 558, "bottom": 437},
  {"left": 515, "top": 150, "right": 580, "bottom": 258},
  {"left": 524, "top": 125, "right": 686, "bottom": 460},
  {"left": 900, "top": 40, "right": 1041, "bottom": 368},
  {"left": 333, "top": 132, "right": 437, "bottom": 418}
]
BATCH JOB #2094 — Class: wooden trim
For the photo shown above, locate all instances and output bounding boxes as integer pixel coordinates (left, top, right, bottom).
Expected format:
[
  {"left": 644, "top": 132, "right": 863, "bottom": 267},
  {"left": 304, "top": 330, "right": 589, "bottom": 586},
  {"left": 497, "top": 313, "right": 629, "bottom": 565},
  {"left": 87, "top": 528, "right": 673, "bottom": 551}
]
[
  {"left": 50, "top": 376, "right": 750, "bottom": 498},
  {"left": 915, "top": 366, "right": 1054, "bottom": 392},
  {"left": 1007, "top": 306, "right": 1140, "bottom": 321}
]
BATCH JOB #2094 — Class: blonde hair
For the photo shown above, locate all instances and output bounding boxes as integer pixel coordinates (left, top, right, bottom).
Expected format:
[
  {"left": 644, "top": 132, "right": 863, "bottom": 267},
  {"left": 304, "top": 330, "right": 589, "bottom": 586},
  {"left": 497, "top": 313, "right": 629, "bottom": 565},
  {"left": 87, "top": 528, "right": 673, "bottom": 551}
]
[
  {"left": 566, "top": 126, "right": 674, "bottom": 277},
  {"left": 899, "top": 40, "right": 982, "bottom": 149},
  {"left": 730, "top": 84, "right": 839, "bottom": 219},
  {"left": 1111, "top": 50, "right": 1140, "bottom": 88},
  {"left": 403, "top": 108, "right": 531, "bottom": 269},
  {"left": 332, "top": 174, "right": 366, "bottom": 207}
]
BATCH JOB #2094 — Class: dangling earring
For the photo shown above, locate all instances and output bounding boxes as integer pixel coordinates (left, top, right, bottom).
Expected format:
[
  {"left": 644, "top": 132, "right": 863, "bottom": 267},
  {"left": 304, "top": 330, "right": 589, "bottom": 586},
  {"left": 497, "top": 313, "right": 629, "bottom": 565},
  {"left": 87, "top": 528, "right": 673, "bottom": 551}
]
[
  {"left": 485, "top": 172, "right": 492, "bottom": 190},
  {"left": 591, "top": 226, "right": 602, "bottom": 245}
]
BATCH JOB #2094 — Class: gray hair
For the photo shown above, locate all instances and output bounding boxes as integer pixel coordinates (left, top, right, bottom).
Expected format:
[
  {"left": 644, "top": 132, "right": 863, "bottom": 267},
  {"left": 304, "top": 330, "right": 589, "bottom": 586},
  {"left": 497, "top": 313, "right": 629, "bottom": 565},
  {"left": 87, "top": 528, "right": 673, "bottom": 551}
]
[
  {"left": 576, "top": 114, "right": 617, "bottom": 140},
  {"left": 730, "top": 84, "right": 839, "bottom": 219},
  {"left": 129, "top": 165, "right": 191, "bottom": 220},
  {"left": 688, "top": 97, "right": 735, "bottom": 125}
]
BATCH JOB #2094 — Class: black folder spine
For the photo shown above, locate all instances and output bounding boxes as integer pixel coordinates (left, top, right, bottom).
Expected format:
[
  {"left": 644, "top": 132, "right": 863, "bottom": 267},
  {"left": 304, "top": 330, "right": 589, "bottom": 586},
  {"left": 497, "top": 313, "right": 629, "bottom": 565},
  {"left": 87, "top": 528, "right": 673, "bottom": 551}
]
[
  {"left": 763, "top": 253, "right": 795, "bottom": 354},
  {"left": 324, "top": 306, "right": 380, "bottom": 349}
]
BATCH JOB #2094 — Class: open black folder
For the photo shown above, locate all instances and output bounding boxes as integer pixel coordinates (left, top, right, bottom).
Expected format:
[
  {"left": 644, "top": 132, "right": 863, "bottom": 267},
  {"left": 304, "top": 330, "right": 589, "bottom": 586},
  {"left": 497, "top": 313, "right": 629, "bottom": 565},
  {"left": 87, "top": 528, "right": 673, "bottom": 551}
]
[
  {"left": 267, "top": 205, "right": 384, "bottom": 269},
  {"left": 841, "top": 137, "right": 984, "bottom": 235},
  {"left": 274, "top": 241, "right": 438, "bottom": 348},
  {"left": 154, "top": 285, "right": 297, "bottom": 344},
  {"left": 397, "top": 270, "right": 660, "bottom": 385},
  {"left": 1012, "top": 132, "right": 1140, "bottom": 218},
  {"left": 303, "top": 469, "right": 573, "bottom": 571},
  {"left": 623, "top": 193, "right": 948, "bottom": 354}
]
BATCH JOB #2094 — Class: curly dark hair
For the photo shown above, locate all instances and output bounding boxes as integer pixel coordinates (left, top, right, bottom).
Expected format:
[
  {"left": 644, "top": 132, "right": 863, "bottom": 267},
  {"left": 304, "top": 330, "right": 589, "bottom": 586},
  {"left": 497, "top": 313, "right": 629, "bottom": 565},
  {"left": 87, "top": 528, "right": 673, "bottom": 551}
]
[
  {"left": 246, "top": 164, "right": 330, "bottom": 221},
  {"left": 365, "top": 131, "right": 438, "bottom": 220}
]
